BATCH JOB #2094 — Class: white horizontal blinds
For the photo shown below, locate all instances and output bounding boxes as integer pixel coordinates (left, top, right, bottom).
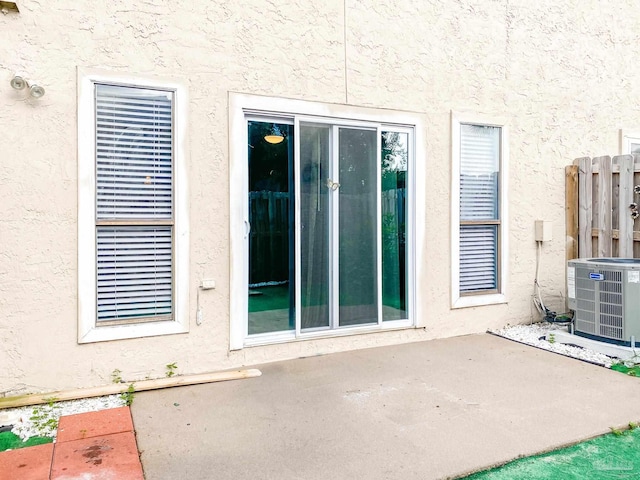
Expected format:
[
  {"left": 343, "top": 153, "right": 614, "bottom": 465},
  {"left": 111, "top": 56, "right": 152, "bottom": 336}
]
[
  {"left": 460, "top": 225, "right": 497, "bottom": 291},
  {"left": 97, "top": 227, "right": 173, "bottom": 321},
  {"left": 94, "top": 84, "right": 175, "bottom": 324},
  {"left": 95, "top": 84, "right": 173, "bottom": 220},
  {"left": 460, "top": 124, "right": 499, "bottom": 221},
  {"left": 459, "top": 124, "right": 500, "bottom": 293}
]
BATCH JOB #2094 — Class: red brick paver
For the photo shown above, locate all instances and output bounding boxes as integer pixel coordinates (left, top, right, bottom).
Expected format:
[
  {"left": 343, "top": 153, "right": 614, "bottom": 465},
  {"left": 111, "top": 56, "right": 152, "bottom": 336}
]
[
  {"left": 0, "top": 443, "right": 54, "bottom": 480},
  {"left": 0, "top": 407, "right": 143, "bottom": 480},
  {"left": 57, "top": 406, "right": 134, "bottom": 442},
  {"left": 51, "top": 431, "right": 143, "bottom": 480}
]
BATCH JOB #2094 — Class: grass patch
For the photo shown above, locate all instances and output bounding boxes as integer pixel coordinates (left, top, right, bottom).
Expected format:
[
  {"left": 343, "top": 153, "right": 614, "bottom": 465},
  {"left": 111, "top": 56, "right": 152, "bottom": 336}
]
[
  {"left": 463, "top": 428, "right": 640, "bottom": 479},
  {"left": 249, "top": 285, "right": 289, "bottom": 312},
  {"left": 249, "top": 284, "right": 406, "bottom": 313},
  {"left": 0, "top": 431, "right": 52, "bottom": 452},
  {"left": 611, "top": 363, "right": 640, "bottom": 377}
]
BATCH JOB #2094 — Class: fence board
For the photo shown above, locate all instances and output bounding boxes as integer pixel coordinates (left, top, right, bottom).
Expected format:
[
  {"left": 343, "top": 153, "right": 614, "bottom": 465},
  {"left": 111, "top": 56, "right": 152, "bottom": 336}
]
[
  {"left": 596, "top": 156, "right": 612, "bottom": 256},
  {"left": 617, "top": 155, "right": 634, "bottom": 257},
  {"left": 565, "top": 165, "right": 578, "bottom": 262},
  {"left": 577, "top": 157, "right": 593, "bottom": 257}
]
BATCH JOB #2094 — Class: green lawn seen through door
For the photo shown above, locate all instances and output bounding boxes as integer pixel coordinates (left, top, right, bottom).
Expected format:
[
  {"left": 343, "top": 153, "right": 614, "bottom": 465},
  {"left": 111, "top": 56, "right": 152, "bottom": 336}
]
[{"left": 249, "top": 284, "right": 404, "bottom": 313}]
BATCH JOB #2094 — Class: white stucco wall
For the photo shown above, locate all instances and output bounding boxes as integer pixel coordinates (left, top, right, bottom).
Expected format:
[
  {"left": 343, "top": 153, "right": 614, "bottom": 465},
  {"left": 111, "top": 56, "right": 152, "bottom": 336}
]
[{"left": 1, "top": 0, "right": 639, "bottom": 393}]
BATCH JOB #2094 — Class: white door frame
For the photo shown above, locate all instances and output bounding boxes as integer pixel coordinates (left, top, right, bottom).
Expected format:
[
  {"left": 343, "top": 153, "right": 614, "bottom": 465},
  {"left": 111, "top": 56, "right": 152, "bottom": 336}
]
[{"left": 229, "top": 93, "right": 422, "bottom": 350}]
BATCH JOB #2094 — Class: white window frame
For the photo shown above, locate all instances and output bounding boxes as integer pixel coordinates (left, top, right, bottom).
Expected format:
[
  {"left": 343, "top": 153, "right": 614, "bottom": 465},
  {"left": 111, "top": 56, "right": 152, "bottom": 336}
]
[
  {"left": 77, "top": 69, "right": 189, "bottom": 343},
  {"left": 229, "top": 93, "right": 425, "bottom": 350},
  {"left": 620, "top": 129, "right": 640, "bottom": 154},
  {"left": 451, "top": 111, "right": 509, "bottom": 309}
]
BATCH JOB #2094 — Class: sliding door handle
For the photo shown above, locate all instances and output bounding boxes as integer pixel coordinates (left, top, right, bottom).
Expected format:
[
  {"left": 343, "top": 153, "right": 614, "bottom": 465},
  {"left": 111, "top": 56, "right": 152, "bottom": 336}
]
[{"left": 326, "top": 178, "right": 340, "bottom": 191}]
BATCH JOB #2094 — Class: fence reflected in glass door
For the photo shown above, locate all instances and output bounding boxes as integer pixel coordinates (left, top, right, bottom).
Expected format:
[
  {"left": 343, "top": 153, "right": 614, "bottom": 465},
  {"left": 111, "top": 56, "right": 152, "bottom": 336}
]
[{"left": 247, "top": 121, "right": 294, "bottom": 335}]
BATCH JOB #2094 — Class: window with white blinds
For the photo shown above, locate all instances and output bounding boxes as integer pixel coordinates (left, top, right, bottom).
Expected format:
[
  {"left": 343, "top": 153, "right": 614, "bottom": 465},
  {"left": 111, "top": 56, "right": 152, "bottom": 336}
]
[
  {"left": 459, "top": 124, "right": 501, "bottom": 294},
  {"left": 95, "top": 84, "right": 175, "bottom": 324},
  {"left": 96, "top": 227, "right": 173, "bottom": 322}
]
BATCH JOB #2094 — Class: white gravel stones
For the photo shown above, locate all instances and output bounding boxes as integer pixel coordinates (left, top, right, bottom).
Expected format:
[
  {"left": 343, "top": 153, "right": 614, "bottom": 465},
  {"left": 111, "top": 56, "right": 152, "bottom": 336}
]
[
  {"left": 2, "top": 395, "right": 125, "bottom": 442},
  {"left": 491, "top": 322, "right": 616, "bottom": 368}
]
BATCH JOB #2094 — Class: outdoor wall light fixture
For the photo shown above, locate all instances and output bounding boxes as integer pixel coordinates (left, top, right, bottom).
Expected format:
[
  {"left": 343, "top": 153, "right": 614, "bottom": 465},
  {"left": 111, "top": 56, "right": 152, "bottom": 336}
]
[
  {"left": 0, "top": 1, "right": 20, "bottom": 14},
  {"left": 10, "top": 74, "right": 45, "bottom": 98},
  {"left": 264, "top": 124, "right": 285, "bottom": 144}
]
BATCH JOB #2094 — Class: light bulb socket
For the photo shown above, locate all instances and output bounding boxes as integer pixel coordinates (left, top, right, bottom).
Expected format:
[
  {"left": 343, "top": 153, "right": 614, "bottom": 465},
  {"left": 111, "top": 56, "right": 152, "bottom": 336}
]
[
  {"left": 29, "top": 84, "right": 45, "bottom": 98},
  {"left": 10, "top": 74, "right": 45, "bottom": 99},
  {"left": 10, "top": 75, "right": 26, "bottom": 90}
]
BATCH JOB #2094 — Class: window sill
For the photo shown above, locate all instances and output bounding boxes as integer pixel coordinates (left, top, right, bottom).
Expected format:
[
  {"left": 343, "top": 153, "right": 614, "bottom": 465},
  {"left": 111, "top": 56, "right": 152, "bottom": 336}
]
[
  {"left": 78, "top": 319, "right": 188, "bottom": 344},
  {"left": 452, "top": 293, "right": 507, "bottom": 309}
]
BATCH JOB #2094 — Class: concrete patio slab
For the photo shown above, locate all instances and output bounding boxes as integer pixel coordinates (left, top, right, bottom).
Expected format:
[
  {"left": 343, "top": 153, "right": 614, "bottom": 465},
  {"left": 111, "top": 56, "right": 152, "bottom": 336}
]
[{"left": 131, "top": 333, "right": 640, "bottom": 479}]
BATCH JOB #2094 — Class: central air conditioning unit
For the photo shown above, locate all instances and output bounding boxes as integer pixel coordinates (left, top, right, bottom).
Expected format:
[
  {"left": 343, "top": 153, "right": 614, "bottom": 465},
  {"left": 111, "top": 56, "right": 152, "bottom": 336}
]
[{"left": 568, "top": 258, "right": 640, "bottom": 346}]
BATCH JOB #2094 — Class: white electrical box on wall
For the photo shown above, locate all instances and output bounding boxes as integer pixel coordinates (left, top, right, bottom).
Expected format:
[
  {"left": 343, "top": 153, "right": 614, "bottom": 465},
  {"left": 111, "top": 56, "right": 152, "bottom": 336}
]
[{"left": 535, "top": 220, "right": 552, "bottom": 242}]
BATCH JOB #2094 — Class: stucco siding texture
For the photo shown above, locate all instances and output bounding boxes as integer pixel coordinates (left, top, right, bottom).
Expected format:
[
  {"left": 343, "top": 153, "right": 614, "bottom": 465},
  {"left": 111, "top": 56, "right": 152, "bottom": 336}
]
[{"left": 1, "top": 0, "right": 639, "bottom": 392}]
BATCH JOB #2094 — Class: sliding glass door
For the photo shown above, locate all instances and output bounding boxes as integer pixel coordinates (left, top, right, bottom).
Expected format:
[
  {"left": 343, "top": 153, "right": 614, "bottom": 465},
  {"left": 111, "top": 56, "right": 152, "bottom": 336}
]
[
  {"left": 336, "top": 127, "right": 378, "bottom": 327},
  {"left": 247, "top": 116, "right": 408, "bottom": 339},
  {"left": 297, "top": 123, "right": 379, "bottom": 330},
  {"left": 298, "top": 124, "right": 330, "bottom": 329}
]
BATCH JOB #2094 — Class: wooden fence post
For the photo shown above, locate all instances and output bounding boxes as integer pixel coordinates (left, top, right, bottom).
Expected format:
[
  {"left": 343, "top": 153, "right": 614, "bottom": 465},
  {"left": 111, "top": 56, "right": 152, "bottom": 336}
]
[{"left": 566, "top": 164, "right": 578, "bottom": 262}]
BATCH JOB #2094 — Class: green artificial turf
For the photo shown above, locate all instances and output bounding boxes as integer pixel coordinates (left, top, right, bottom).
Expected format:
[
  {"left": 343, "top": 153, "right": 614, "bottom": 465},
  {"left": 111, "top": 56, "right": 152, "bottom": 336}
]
[
  {"left": 463, "top": 427, "right": 640, "bottom": 479},
  {"left": 611, "top": 362, "right": 640, "bottom": 377},
  {"left": 248, "top": 285, "right": 289, "bottom": 312},
  {"left": 248, "top": 284, "right": 405, "bottom": 313},
  {"left": 0, "top": 431, "right": 53, "bottom": 451}
]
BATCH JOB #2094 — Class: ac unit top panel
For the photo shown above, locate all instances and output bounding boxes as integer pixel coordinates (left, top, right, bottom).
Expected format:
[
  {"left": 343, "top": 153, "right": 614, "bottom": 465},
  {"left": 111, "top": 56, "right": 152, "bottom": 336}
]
[{"left": 569, "top": 258, "right": 640, "bottom": 269}]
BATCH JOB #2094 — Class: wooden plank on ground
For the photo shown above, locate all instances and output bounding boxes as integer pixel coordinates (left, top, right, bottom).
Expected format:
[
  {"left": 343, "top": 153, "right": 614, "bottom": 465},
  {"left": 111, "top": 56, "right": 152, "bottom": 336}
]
[
  {"left": 616, "top": 155, "right": 634, "bottom": 257},
  {"left": 577, "top": 157, "right": 592, "bottom": 257},
  {"left": 0, "top": 369, "right": 263, "bottom": 409}
]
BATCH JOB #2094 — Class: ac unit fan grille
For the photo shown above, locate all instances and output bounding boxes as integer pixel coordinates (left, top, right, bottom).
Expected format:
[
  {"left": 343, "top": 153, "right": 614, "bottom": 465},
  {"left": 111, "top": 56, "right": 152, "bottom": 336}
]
[
  {"left": 575, "top": 267, "right": 596, "bottom": 335},
  {"left": 575, "top": 267, "right": 624, "bottom": 341}
]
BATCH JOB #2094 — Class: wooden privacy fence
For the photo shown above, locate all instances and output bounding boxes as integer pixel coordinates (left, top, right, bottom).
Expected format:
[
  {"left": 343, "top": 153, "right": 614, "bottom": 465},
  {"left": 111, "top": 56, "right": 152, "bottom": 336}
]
[{"left": 566, "top": 154, "right": 640, "bottom": 262}]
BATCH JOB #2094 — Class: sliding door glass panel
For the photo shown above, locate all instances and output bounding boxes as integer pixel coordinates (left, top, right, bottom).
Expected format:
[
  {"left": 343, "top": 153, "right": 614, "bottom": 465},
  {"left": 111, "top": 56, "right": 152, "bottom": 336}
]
[
  {"left": 247, "top": 121, "right": 294, "bottom": 334},
  {"left": 338, "top": 128, "right": 378, "bottom": 326},
  {"left": 300, "top": 124, "right": 331, "bottom": 330},
  {"left": 381, "top": 131, "right": 408, "bottom": 321}
]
